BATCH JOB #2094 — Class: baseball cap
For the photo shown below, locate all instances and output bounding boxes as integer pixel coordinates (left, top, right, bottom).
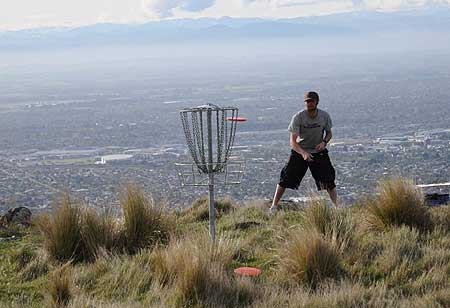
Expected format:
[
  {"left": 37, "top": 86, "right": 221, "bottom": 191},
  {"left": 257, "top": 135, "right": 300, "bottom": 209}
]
[{"left": 304, "top": 91, "right": 319, "bottom": 102}]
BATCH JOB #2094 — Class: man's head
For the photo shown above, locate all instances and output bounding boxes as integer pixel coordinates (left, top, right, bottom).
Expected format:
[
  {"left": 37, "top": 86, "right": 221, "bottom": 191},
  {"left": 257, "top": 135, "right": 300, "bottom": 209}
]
[{"left": 304, "top": 91, "right": 319, "bottom": 111}]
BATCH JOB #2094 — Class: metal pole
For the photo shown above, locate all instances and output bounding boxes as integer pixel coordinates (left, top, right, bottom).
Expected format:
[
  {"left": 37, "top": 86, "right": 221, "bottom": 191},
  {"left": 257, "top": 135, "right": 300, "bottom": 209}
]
[
  {"left": 207, "top": 109, "right": 215, "bottom": 241},
  {"left": 208, "top": 173, "right": 215, "bottom": 241}
]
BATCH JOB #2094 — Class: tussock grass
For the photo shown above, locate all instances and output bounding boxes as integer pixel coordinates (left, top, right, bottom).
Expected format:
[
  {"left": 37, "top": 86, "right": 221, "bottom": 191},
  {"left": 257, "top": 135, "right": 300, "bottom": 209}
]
[
  {"left": 18, "top": 250, "right": 49, "bottom": 282},
  {"left": 121, "top": 185, "right": 173, "bottom": 254},
  {"left": 375, "top": 226, "right": 422, "bottom": 275},
  {"left": 429, "top": 206, "right": 450, "bottom": 232},
  {"left": 67, "top": 295, "right": 161, "bottom": 308},
  {"left": 303, "top": 198, "right": 355, "bottom": 253},
  {"left": 150, "top": 233, "right": 251, "bottom": 307},
  {"left": 278, "top": 229, "right": 342, "bottom": 288},
  {"left": 47, "top": 264, "right": 72, "bottom": 308},
  {"left": 365, "top": 178, "right": 430, "bottom": 232},
  {"left": 74, "top": 232, "right": 251, "bottom": 307},
  {"left": 251, "top": 282, "right": 395, "bottom": 308},
  {"left": 35, "top": 194, "right": 84, "bottom": 263},
  {"left": 10, "top": 245, "right": 36, "bottom": 271},
  {"left": 36, "top": 187, "right": 174, "bottom": 262},
  {"left": 182, "top": 196, "right": 235, "bottom": 222},
  {"left": 77, "top": 251, "right": 156, "bottom": 301},
  {"left": 81, "top": 208, "right": 119, "bottom": 260},
  {"left": 7, "top": 178, "right": 450, "bottom": 307}
]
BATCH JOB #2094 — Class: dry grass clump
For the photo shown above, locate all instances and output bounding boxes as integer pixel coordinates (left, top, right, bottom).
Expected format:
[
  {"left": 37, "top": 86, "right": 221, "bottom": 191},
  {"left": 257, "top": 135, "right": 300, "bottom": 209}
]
[
  {"left": 303, "top": 198, "right": 355, "bottom": 253},
  {"left": 78, "top": 251, "right": 156, "bottom": 301},
  {"left": 18, "top": 250, "right": 49, "bottom": 282},
  {"left": 67, "top": 295, "right": 162, "bottom": 308},
  {"left": 365, "top": 178, "right": 430, "bottom": 232},
  {"left": 36, "top": 187, "right": 174, "bottom": 262},
  {"left": 74, "top": 232, "right": 251, "bottom": 307},
  {"left": 303, "top": 197, "right": 334, "bottom": 234},
  {"left": 47, "top": 264, "right": 72, "bottom": 308},
  {"left": 121, "top": 185, "right": 173, "bottom": 254},
  {"left": 81, "top": 209, "right": 119, "bottom": 261},
  {"left": 375, "top": 226, "right": 422, "bottom": 275},
  {"left": 150, "top": 233, "right": 253, "bottom": 307},
  {"left": 251, "top": 282, "right": 395, "bottom": 308},
  {"left": 182, "top": 197, "right": 235, "bottom": 222},
  {"left": 74, "top": 255, "right": 113, "bottom": 293},
  {"left": 349, "top": 225, "right": 423, "bottom": 287},
  {"left": 429, "top": 206, "right": 450, "bottom": 233},
  {"left": 35, "top": 195, "right": 84, "bottom": 263},
  {"left": 277, "top": 229, "right": 342, "bottom": 288},
  {"left": 10, "top": 245, "right": 36, "bottom": 271}
]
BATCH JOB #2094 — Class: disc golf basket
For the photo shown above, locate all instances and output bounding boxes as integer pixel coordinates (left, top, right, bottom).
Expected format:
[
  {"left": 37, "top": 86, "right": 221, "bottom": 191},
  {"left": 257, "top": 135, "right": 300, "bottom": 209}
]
[{"left": 176, "top": 104, "right": 246, "bottom": 241}]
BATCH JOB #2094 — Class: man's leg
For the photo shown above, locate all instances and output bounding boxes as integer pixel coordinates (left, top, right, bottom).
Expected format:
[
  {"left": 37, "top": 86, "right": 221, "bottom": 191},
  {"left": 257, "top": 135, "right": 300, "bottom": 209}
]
[
  {"left": 327, "top": 187, "right": 338, "bottom": 208},
  {"left": 272, "top": 184, "right": 286, "bottom": 208},
  {"left": 271, "top": 150, "right": 308, "bottom": 213},
  {"left": 309, "top": 150, "right": 337, "bottom": 207}
]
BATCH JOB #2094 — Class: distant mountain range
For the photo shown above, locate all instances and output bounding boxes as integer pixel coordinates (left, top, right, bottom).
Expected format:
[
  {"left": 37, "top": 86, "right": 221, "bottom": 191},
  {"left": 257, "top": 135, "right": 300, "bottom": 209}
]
[{"left": 1, "top": 8, "right": 450, "bottom": 50}]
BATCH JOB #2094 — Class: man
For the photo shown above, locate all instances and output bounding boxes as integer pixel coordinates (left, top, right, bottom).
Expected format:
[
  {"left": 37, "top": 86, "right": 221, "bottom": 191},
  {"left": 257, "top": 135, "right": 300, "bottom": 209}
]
[{"left": 270, "top": 91, "right": 337, "bottom": 213}]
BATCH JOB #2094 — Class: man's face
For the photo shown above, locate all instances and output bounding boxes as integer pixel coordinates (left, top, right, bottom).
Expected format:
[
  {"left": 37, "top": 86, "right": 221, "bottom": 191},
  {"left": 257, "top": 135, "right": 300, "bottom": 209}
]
[{"left": 304, "top": 99, "right": 318, "bottom": 111}]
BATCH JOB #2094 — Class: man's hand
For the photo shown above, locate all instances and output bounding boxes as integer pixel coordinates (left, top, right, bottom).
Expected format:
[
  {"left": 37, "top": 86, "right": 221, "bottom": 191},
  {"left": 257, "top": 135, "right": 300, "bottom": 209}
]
[
  {"left": 300, "top": 150, "right": 313, "bottom": 162},
  {"left": 315, "top": 141, "right": 327, "bottom": 152}
]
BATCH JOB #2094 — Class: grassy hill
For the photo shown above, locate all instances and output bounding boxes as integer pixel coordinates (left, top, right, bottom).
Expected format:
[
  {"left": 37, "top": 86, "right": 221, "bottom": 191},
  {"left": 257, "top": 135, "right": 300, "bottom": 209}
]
[{"left": 1, "top": 179, "right": 450, "bottom": 307}]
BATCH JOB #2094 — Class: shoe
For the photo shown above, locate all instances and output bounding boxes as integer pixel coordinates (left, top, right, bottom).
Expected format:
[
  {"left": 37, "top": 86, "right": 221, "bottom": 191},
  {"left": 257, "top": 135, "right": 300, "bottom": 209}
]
[{"left": 269, "top": 205, "right": 279, "bottom": 215}]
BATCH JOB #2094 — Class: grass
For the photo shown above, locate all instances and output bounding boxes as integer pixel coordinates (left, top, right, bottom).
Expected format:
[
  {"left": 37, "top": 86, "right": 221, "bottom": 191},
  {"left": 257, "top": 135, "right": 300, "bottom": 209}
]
[
  {"left": 277, "top": 230, "right": 342, "bottom": 288},
  {"left": 121, "top": 185, "right": 173, "bottom": 254},
  {"left": 35, "top": 194, "right": 84, "bottom": 263},
  {"left": 34, "top": 186, "right": 174, "bottom": 262},
  {"left": 180, "top": 196, "right": 235, "bottom": 222},
  {"left": 47, "top": 265, "right": 72, "bottom": 308},
  {"left": 81, "top": 208, "right": 119, "bottom": 260},
  {"left": 302, "top": 197, "right": 356, "bottom": 253},
  {"left": 364, "top": 178, "right": 431, "bottom": 232},
  {"left": 3, "top": 178, "right": 450, "bottom": 307}
]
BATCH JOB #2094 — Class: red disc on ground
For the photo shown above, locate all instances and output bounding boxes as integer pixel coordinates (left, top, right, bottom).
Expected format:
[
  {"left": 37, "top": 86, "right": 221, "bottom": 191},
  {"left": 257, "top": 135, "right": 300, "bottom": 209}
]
[
  {"left": 233, "top": 267, "right": 262, "bottom": 277},
  {"left": 226, "top": 117, "right": 247, "bottom": 122}
]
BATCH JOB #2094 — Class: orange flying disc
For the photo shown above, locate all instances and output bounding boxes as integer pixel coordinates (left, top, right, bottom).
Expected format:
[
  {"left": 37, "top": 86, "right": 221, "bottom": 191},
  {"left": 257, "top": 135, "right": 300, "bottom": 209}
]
[
  {"left": 226, "top": 117, "right": 247, "bottom": 122},
  {"left": 233, "top": 267, "right": 262, "bottom": 277}
]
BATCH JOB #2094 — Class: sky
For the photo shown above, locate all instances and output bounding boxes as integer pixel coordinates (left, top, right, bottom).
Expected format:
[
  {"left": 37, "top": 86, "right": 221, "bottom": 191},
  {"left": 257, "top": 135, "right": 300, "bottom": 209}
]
[{"left": 0, "top": 0, "right": 449, "bottom": 31}]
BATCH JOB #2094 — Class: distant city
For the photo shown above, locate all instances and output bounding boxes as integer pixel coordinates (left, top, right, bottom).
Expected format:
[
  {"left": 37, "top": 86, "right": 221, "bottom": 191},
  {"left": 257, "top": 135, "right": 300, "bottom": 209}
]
[
  {"left": 1, "top": 65, "right": 449, "bottom": 213},
  {"left": 1, "top": 12, "right": 450, "bottom": 212}
]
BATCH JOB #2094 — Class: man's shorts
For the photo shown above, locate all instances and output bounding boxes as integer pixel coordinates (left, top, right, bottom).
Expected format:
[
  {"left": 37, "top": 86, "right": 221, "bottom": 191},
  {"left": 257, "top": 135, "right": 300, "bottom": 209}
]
[{"left": 278, "top": 149, "right": 336, "bottom": 191}]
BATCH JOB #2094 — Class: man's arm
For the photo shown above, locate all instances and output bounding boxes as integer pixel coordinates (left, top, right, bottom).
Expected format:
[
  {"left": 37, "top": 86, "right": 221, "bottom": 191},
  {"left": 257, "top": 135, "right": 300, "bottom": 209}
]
[
  {"left": 290, "top": 133, "right": 313, "bottom": 161},
  {"left": 324, "top": 130, "right": 332, "bottom": 143},
  {"left": 316, "top": 129, "right": 332, "bottom": 152}
]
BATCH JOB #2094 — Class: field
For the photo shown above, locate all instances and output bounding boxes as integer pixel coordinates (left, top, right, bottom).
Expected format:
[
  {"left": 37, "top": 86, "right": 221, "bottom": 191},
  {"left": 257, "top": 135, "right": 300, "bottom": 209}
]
[{"left": 1, "top": 179, "right": 450, "bottom": 308}]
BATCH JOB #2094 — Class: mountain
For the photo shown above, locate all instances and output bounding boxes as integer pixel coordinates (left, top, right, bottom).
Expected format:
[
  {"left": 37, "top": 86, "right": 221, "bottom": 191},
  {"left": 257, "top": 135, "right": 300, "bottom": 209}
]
[{"left": 1, "top": 8, "right": 450, "bottom": 50}]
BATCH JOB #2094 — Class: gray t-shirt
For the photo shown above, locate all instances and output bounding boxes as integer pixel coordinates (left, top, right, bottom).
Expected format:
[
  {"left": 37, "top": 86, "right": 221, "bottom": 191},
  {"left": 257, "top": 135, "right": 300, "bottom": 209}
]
[{"left": 287, "top": 109, "right": 332, "bottom": 153}]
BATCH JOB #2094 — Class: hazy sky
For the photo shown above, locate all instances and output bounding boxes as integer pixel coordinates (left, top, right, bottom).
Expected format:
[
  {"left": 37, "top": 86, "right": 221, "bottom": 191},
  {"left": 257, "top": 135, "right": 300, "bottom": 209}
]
[{"left": 0, "top": 0, "right": 449, "bottom": 31}]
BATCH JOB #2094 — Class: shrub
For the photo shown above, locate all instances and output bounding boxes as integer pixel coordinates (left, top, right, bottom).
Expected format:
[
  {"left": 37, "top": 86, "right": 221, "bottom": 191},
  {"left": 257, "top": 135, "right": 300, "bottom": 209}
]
[
  {"left": 365, "top": 178, "right": 430, "bottom": 232},
  {"left": 121, "top": 185, "right": 173, "bottom": 254},
  {"left": 36, "top": 194, "right": 84, "bottom": 262},
  {"left": 278, "top": 229, "right": 342, "bottom": 288}
]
